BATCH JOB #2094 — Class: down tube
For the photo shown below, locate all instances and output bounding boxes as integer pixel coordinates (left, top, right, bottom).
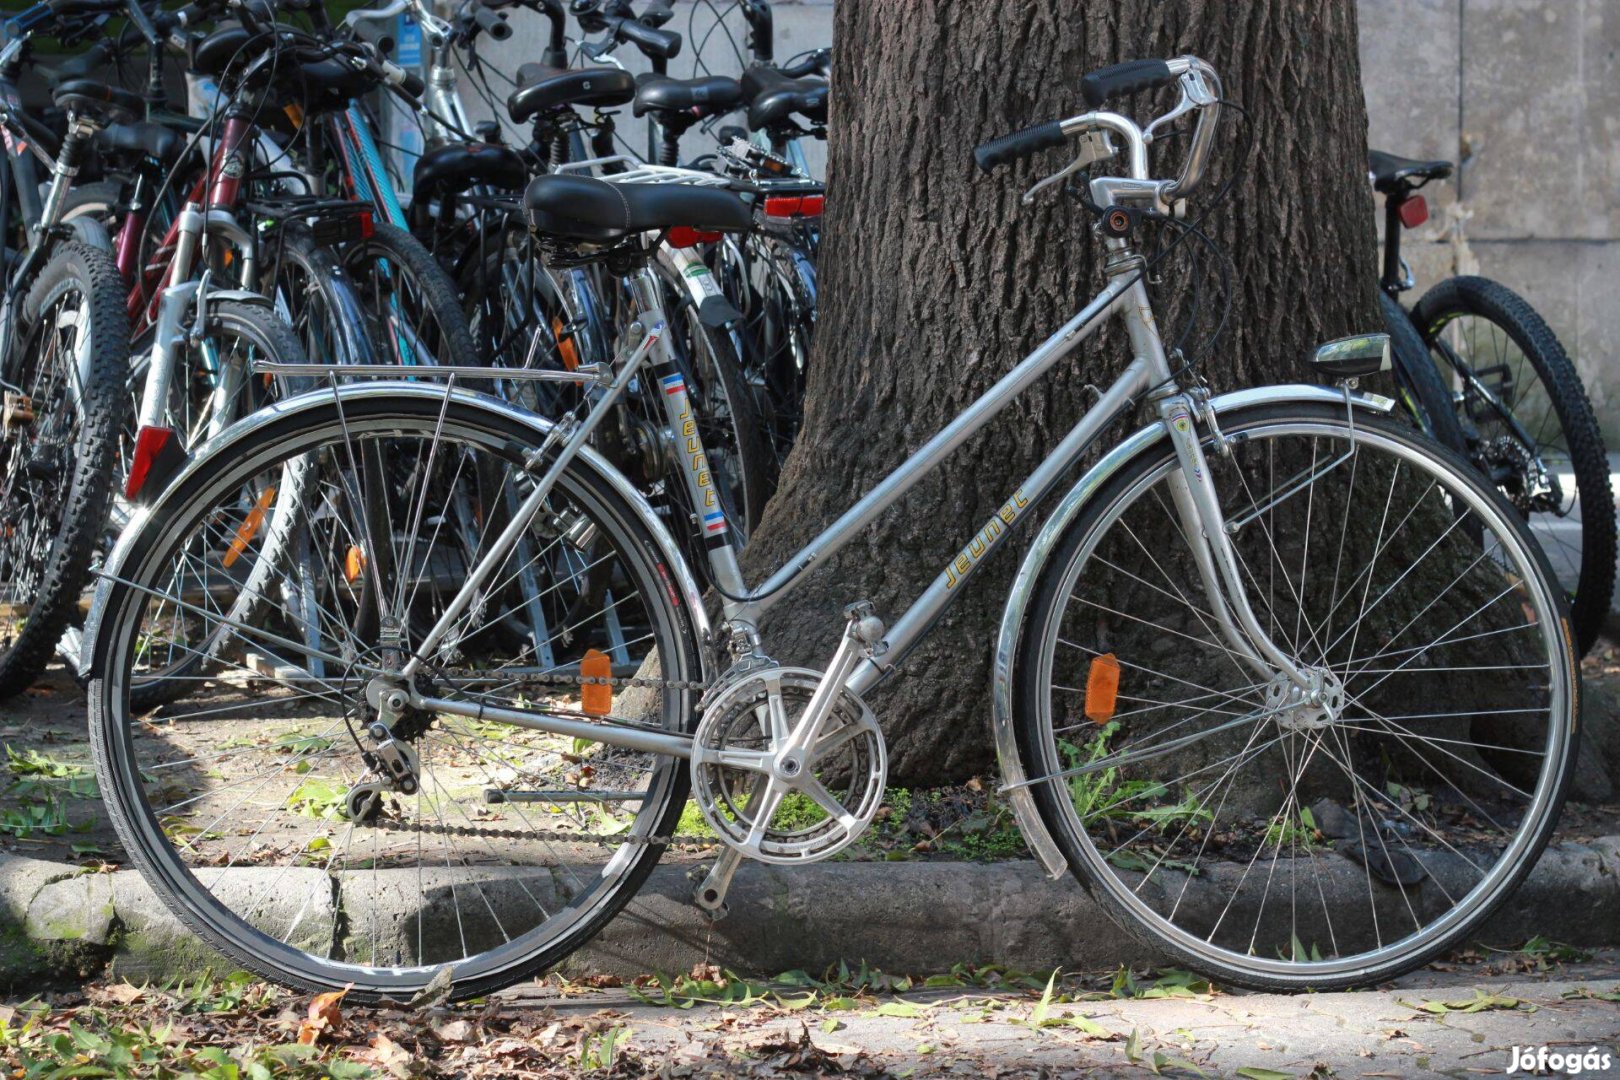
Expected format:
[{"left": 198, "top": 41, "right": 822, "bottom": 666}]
[{"left": 847, "top": 355, "right": 1154, "bottom": 697}]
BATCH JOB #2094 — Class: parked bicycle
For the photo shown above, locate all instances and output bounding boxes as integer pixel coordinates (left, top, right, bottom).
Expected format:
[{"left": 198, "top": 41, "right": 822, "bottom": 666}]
[
  {"left": 85, "top": 57, "right": 1580, "bottom": 1000},
  {"left": 1372, "top": 149, "right": 1616, "bottom": 655},
  {"left": 0, "top": 0, "right": 134, "bottom": 698}
]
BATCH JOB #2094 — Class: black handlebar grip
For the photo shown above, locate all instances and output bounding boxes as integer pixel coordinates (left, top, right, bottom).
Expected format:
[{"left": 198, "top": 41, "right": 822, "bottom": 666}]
[
  {"left": 617, "top": 18, "right": 680, "bottom": 59},
  {"left": 973, "top": 119, "right": 1066, "bottom": 173},
  {"left": 48, "top": 0, "right": 122, "bottom": 17},
  {"left": 473, "top": 5, "right": 512, "bottom": 40},
  {"left": 399, "top": 68, "right": 425, "bottom": 97},
  {"left": 1080, "top": 59, "right": 1176, "bottom": 109}
]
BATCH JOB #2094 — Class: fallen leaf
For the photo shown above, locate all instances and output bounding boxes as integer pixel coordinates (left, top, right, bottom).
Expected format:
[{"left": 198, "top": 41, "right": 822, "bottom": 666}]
[
  {"left": 434, "top": 1019, "right": 474, "bottom": 1043},
  {"left": 89, "top": 983, "right": 145, "bottom": 1005},
  {"left": 361, "top": 1032, "right": 414, "bottom": 1078},
  {"left": 297, "top": 985, "right": 350, "bottom": 1045}
]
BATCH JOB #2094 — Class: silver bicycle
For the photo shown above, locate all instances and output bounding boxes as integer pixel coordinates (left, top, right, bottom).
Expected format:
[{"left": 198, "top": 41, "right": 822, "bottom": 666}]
[{"left": 83, "top": 56, "right": 1579, "bottom": 998}]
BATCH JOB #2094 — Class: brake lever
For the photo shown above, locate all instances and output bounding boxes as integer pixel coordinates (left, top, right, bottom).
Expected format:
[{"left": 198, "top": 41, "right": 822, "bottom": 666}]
[
  {"left": 1021, "top": 130, "right": 1115, "bottom": 204},
  {"left": 1144, "top": 70, "right": 1216, "bottom": 144}
]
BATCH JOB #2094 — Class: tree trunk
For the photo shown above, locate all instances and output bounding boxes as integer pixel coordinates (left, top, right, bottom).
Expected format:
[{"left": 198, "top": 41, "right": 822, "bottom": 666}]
[{"left": 741, "top": 0, "right": 1382, "bottom": 785}]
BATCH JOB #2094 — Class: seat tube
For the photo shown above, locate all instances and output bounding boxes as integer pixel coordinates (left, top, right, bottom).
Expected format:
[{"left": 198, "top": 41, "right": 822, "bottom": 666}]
[{"left": 628, "top": 267, "right": 749, "bottom": 597}]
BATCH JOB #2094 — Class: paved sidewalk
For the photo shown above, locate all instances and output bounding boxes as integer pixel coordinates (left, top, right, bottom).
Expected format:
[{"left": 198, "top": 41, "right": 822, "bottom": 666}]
[{"left": 494, "top": 951, "right": 1620, "bottom": 1077}]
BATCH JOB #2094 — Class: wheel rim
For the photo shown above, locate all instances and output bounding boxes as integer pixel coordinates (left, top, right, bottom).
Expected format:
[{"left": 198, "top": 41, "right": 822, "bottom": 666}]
[
  {"left": 1030, "top": 414, "right": 1572, "bottom": 982},
  {"left": 98, "top": 408, "right": 693, "bottom": 992}
]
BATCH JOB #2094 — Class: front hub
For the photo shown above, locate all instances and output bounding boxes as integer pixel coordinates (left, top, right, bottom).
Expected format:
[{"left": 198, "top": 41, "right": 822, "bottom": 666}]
[{"left": 1266, "top": 668, "right": 1345, "bottom": 731}]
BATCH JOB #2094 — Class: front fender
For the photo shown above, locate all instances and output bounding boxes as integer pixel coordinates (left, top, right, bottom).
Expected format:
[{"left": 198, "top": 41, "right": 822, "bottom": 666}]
[
  {"left": 991, "top": 383, "right": 1397, "bottom": 878},
  {"left": 82, "top": 382, "right": 714, "bottom": 685}
]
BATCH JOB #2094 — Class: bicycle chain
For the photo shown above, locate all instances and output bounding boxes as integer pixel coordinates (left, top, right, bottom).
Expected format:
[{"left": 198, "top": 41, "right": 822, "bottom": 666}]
[
  {"left": 370, "top": 667, "right": 719, "bottom": 849},
  {"left": 366, "top": 815, "right": 720, "bottom": 850}
]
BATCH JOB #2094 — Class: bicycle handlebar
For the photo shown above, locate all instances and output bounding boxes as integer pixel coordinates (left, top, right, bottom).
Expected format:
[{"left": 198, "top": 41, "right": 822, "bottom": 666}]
[
  {"left": 472, "top": 4, "right": 512, "bottom": 41},
  {"left": 974, "top": 55, "right": 1221, "bottom": 201}
]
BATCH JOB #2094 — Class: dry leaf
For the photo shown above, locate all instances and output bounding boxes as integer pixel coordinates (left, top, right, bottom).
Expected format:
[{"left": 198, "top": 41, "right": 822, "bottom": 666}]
[
  {"left": 297, "top": 985, "right": 350, "bottom": 1046},
  {"left": 90, "top": 984, "right": 145, "bottom": 1005},
  {"left": 433, "top": 1019, "right": 473, "bottom": 1043},
  {"left": 362, "top": 1032, "right": 415, "bottom": 1078}
]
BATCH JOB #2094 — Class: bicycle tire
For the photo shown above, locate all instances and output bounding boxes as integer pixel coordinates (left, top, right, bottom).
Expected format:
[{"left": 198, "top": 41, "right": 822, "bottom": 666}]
[
  {"left": 1380, "top": 291, "right": 1466, "bottom": 455},
  {"left": 1411, "top": 275, "right": 1616, "bottom": 654},
  {"left": 1012, "top": 400, "right": 1577, "bottom": 991},
  {"left": 86, "top": 389, "right": 704, "bottom": 1001},
  {"left": 0, "top": 241, "right": 129, "bottom": 698},
  {"left": 339, "top": 221, "right": 483, "bottom": 367}
]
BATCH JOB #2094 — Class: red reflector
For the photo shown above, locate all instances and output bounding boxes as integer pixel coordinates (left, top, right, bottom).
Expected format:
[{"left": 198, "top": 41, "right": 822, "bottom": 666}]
[
  {"left": 1397, "top": 194, "right": 1428, "bottom": 229},
  {"left": 357, "top": 209, "right": 375, "bottom": 239},
  {"left": 764, "top": 195, "right": 825, "bottom": 218},
  {"left": 125, "top": 425, "right": 177, "bottom": 501},
  {"left": 666, "top": 226, "right": 722, "bottom": 248}
]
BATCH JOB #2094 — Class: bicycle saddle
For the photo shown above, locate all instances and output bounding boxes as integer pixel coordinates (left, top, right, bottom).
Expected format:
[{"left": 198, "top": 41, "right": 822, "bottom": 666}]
[
  {"left": 190, "top": 26, "right": 251, "bottom": 79},
  {"left": 52, "top": 79, "right": 142, "bottom": 124},
  {"left": 1368, "top": 149, "right": 1453, "bottom": 194},
  {"left": 412, "top": 142, "right": 526, "bottom": 202},
  {"left": 508, "top": 64, "right": 635, "bottom": 124},
  {"left": 97, "top": 121, "right": 184, "bottom": 167},
  {"left": 632, "top": 74, "right": 743, "bottom": 118},
  {"left": 523, "top": 173, "right": 750, "bottom": 244},
  {"left": 741, "top": 64, "right": 827, "bottom": 130}
]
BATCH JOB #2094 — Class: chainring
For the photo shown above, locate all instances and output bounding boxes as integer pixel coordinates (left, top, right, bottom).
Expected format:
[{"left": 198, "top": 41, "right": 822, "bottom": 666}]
[{"left": 689, "top": 666, "right": 886, "bottom": 865}]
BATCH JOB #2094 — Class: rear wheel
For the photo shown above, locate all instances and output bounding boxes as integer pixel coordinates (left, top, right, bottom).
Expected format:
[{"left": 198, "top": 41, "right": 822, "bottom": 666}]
[
  {"left": 88, "top": 393, "right": 703, "bottom": 1000},
  {"left": 1412, "top": 276, "right": 1615, "bottom": 655},
  {"left": 1014, "top": 402, "right": 1576, "bottom": 990}
]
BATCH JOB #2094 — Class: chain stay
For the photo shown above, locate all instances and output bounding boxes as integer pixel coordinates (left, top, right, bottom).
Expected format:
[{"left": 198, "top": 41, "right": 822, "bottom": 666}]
[{"left": 375, "top": 666, "right": 713, "bottom": 847}]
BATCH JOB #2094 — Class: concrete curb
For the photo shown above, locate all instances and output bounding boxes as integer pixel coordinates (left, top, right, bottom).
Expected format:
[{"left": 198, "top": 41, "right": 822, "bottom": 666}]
[{"left": 0, "top": 836, "right": 1615, "bottom": 986}]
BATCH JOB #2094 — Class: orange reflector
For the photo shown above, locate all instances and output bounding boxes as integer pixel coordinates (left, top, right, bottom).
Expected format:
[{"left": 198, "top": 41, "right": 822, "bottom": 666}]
[
  {"left": 580, "top": 648, "right": 612, "bottom": 717},
  {"left": 344, "top": 545, "right": 367, "bottom": 583},
  {"left": 552, "top": 317, "right": 579, "bottom": 370},
  {"left": 222, "top": 486, "right": 276, "bottom": 569},
  {"left": 1084, "top": 653, "right": 1121, "bottom": 724}
]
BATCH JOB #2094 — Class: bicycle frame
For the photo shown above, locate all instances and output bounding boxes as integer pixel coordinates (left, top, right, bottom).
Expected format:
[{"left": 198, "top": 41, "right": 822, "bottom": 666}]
[{"left": 371, "top": 233, "right": 1312, "bottom": 758}]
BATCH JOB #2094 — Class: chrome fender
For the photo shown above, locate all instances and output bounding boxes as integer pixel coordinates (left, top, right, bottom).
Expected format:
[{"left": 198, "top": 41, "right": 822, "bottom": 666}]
[
  {"left": 82, "top": 382, "right": 714, "bottom": 684},
  {"left": 991, "top": 383, "right": 1397, "bottom": 878}
]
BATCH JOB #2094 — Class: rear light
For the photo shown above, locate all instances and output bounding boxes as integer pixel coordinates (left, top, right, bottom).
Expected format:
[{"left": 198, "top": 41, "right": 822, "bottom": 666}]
[
  {"left": 1397, "top": 194, "right": 1429, "bottom": 229},
  {"left": 763, "top": 194, "right": 825, "bottom": 218},
  {"left": 124, "top": 425, "right": 187, "bottom": 504},
  {"left": 666, "top": 226, "right": 722, "bottom": 248}
]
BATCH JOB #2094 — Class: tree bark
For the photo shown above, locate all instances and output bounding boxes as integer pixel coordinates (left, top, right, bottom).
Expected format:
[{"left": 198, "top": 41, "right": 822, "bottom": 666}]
[{"left": 741, "top": 0, "right": 1382, "bottom": 785}]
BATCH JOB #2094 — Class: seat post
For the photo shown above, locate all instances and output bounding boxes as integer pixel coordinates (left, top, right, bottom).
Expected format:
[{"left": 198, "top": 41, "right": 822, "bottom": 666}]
[{"left": 1380, "top": 190, "right": 1405, "bottom": 296}]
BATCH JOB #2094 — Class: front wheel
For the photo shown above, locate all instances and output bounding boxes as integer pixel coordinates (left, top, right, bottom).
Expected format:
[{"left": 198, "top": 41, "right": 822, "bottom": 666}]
[
  {"left": 88, "top": 391, "right": 704, "bottom": 1001},
  {"left": 1012, "top": 402, "right": 1577, "bottom": 991},
  {"left": 0, "top": 241, "right": 128, "bottom": 698}
]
